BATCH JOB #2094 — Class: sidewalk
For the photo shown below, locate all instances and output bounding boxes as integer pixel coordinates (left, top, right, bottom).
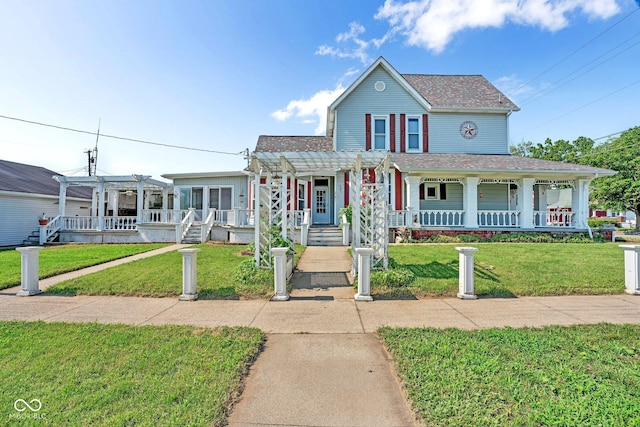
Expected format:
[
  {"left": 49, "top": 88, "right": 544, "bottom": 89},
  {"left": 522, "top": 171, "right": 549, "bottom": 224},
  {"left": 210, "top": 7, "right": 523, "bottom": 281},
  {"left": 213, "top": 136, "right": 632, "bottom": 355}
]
[{"left": 2, "top": 245, "right": 640, "bottom": 426}]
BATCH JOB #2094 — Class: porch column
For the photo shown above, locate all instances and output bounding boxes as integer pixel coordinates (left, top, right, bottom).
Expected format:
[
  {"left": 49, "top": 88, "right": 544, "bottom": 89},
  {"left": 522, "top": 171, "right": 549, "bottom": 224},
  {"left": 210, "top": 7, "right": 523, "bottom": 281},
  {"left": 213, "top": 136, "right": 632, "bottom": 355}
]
[
  {"left": 91, "top": 186, "right": 98, "bottom": 218},
  {"left": 58, "top": 182, "right": 68, "bottom": 218},
  {"left": 136, "top": 181, "right": 144, "bottom": 225},
  {"left": 519, "top": 178, "right": 535, "bottom": 229},
  {"left": 162, "top": 187, "right": 169, "bottom": 222},
  {"left": 281, "top": 172, "right": 288, "bottom": 241},
  {"left": 572, "top": 179, "right": 590, "bottom": 228},
  {"left": 534, "top": 184, "right": 548, "bottom": 226},
  {"left": 405, "top": 176, "right": 421, "bottom": 226},
  {"left": 202, "top": 186, "right": 210, "bottom": 222},
  {"left": 97, "top": 181, "right": 105, "bottom": 231},
  {"left": 173, "top": 188, "right": 181, "bottom": 224},
  {"left": 463, "top": 177, "right": 479, "bottom": 228}
]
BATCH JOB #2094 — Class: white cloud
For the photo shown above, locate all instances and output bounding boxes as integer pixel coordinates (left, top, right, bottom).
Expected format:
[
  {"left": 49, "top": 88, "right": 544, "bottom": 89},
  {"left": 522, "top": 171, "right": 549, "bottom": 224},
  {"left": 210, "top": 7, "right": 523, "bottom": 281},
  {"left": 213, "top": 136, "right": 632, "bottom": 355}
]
[
  {"left": 374, "top": 0, "right": 621, "bottom": 53},
  {"left": 271, "top": 85, "right": 346, "bottom": 135},
  {"left": 315, "top": 22, "right": 373, "bottom": 65},
  {"left": 492, "top": 75, "right": 538, "bottom": 102}
]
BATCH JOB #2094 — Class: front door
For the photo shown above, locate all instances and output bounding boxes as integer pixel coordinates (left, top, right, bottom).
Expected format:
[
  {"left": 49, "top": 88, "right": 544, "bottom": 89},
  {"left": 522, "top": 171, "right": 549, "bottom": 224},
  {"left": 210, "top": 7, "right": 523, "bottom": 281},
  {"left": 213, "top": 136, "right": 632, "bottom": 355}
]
[{"left": 313, "top": 185, "right": 331, "bottom": 224}]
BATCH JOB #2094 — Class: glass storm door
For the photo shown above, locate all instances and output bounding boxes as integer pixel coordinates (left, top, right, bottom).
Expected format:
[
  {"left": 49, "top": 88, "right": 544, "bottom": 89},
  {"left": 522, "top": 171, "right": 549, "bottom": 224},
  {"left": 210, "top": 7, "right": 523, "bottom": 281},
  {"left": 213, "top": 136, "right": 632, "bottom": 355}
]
[{"left": 313, "top": 186, "right": 330, "bottom": 224}]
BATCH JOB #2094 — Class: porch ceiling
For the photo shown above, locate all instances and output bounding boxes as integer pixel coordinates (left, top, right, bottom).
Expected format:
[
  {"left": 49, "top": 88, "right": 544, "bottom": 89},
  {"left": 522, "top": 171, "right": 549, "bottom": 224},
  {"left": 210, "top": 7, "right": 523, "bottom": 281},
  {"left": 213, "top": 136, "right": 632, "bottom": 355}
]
[{"left": 251, "top": 151, "right": 389, "bottom": 175}]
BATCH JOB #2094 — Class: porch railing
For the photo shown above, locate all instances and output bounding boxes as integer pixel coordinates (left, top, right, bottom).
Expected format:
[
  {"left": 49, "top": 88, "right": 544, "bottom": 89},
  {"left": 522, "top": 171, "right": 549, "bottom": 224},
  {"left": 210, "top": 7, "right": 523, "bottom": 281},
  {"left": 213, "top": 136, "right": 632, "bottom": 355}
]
[
  {"left": 420, "top": 210, "right": 465, "bottom": 227},
  {"left": 103, "top": 216, "right": 136, "bottom": 230},
  {"left": 534, "top": 210, "right": 576, "bottom": 228},
  {"left": 41, "top": 215, "right": 61, "bottom": 244},
  {"left": 62, "top": 216, "right": 98, "bottom": 230},
  {"left": 388, "top": 210, "right": 407, "bottom": 227},
  {"left": 478, "top": 210, "right": 520, "bottom": 227},
  {"left": 176, "top": 209, "right": 195, "bottom": 243}
]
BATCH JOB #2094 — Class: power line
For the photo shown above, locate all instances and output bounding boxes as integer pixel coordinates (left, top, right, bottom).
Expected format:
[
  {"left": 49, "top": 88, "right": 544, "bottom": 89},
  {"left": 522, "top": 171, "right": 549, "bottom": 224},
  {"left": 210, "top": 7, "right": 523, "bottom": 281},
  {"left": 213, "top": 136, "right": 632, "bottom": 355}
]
[
  {"left": 523, "top": 78, "right": 640, "bottom": 134},
  {"left": 0, "top": 113, "right": 246, "bottom": 156},
  {"left": 511, "top": 7, "right": 639, "bottom": 95}
]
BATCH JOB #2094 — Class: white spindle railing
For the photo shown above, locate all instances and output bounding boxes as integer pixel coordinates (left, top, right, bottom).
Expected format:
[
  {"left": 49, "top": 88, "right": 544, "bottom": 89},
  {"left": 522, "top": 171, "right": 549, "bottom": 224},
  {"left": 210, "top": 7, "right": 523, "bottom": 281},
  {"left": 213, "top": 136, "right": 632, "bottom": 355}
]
[
  {"left": 419, "top": 210, "right": 465, "bottom": 227},
  {"left": 478, "top": 210, "right": 520, "bottom": 227},
  {"left": 176, "top": 209, "right": 195, "bottom": 243},
  {"left": 103, "top": 216, "right": 136, "bottom": 230},
  {"left": 534, "top": 210, "right": 575, "bottom": 228},
  {"left": 388, "top": 210, "right": 408, "bottom": 227},
  {"left": 62, "top": 216, "right": 97, "bottom": 230},
  {"left": 141, "top": 209, "right": 168, "bottom": 223}
]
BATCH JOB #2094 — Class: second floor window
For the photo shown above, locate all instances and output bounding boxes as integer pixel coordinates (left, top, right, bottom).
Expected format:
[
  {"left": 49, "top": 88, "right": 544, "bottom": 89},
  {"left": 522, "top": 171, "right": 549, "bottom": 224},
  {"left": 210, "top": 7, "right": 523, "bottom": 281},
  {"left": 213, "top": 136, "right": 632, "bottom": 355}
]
[
  {"left": 374, "top": 117, "right": 386, "bottom": 150},
  {"left": 408, "top": 117, "right": 420, "bottom": 150}
]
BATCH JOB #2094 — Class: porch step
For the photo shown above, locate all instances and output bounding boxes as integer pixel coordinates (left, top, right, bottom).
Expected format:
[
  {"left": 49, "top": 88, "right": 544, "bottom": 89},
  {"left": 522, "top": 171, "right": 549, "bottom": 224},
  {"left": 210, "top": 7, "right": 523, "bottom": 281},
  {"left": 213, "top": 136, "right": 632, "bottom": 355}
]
[
  {"left": 181, "top": 222, "right": 203, "bottom": 244},
  {"left": 307, "top": 227, "right": 343, "bottom": 246},
  {"left": 22, "top": 229, "right": 58, "bottom": 246}
]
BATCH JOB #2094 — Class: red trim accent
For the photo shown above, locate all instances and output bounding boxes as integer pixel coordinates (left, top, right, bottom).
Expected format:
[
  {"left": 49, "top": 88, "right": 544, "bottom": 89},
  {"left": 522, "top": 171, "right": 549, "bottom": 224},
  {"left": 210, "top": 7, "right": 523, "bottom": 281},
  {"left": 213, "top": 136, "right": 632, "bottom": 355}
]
[
  {"left": 368, "top": 168, "right": 376, "bottom": 183},
  {"left": 389, "top": 114, "right": 396, "bottom": 152},
  {"left": 365, "top": 114, "right": 371, "bottom": 151},
  {"left": 307, "top": 181, "right": 311, "bottom": 210},
  {"left": 419, "top": 183, "right": 424, "bottom": 200},
  {"left": 423, "top": 114, "right": 429, "bottom": 152},
  {"left": 293, "top": 178, "right": 297, "bottom": 210},
  {"left": 400, "top": 114, "right": 406, "bottom": 153},
  {"left": 395, "top": 169, "right": 402, "bottom": 210},
  {"left": 344, "top": 173, "right": 349, "bottom": 206},
  {"left": 260, "top": 177, "right": 266, "bottom": 184}
]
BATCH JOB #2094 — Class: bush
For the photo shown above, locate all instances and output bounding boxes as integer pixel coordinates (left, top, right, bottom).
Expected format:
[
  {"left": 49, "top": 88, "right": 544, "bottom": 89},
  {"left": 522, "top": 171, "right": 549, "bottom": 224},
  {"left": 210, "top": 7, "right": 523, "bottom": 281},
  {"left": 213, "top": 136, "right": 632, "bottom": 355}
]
[
  {"left": 234, "top": 259, "right": 273, "bottom": 297},
  {"left": 370, "top": 268, "right": 415, "bottom": 287},
  {"left": 588, "top": 218, "right": 618, "bottom": 228}
]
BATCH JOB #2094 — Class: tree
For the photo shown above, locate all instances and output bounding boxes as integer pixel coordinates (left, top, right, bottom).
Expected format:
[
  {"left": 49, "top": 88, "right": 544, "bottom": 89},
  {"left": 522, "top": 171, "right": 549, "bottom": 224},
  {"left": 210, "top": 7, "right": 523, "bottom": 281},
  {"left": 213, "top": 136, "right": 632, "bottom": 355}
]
[
  {"left": 510, "top": 137, "right": 595, "bottom": 163},
  {"left": 588, "top": 127, "right": 640, "bottom": 232}
]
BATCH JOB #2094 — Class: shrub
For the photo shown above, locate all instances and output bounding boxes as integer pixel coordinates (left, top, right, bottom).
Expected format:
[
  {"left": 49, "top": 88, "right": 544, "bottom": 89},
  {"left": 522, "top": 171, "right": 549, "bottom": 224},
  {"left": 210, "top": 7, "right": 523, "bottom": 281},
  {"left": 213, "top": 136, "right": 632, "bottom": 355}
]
[
  {"left": 588, "top": 218, "right": 618, "bottom": 228},
  {"left": 370, "top": 268, "right": 415, "bottom": 287},
  {"left": 234, "top": 259, "right": 273, "bottom": 297}
]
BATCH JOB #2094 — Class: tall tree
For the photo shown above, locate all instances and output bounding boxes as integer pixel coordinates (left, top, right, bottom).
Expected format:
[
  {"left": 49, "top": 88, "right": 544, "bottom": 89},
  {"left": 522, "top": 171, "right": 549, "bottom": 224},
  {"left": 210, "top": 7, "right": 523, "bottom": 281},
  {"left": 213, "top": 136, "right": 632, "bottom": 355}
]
[
  {"left": 510, "top": 137, "right": 595, "bottom": 163},
  {"left": 588, "top": 127, "right": 640, "bottom": 232}
]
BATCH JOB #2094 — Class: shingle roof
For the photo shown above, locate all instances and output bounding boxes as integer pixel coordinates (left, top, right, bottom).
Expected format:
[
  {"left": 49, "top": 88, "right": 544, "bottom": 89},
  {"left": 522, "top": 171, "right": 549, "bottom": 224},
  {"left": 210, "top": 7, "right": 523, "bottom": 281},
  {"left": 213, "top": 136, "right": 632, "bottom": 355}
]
[
  {"left": 255, "top": 136, "right": 333, "bottom": 153},
  {"left": 0, "top": 159, "right": 92, "bottom": 198},
  {"left": 402, "top": 74, "right": 519, "bottom": 111},
  {"left": 392, "top": 153, "right": 615, "bottom": 176}
]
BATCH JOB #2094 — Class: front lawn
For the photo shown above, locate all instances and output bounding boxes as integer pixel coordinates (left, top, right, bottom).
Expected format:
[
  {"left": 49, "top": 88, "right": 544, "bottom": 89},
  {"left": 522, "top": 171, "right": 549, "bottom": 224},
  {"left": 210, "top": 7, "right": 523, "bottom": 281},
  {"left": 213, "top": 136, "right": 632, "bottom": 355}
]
[
  {"left": 45, "top": 244, "right": 305, "bottom": 299},
  {"left": 0, "top": 244, "right": 168, "bottom": 290},
  {"left": 380, "top": 324, "right": 640, "bottom": 427},
  {"left": 0, "top": 321, "right": 264, "bottom": 426},
  {"left": 380, "top": 243, "right": 624, "bottom": 298}
]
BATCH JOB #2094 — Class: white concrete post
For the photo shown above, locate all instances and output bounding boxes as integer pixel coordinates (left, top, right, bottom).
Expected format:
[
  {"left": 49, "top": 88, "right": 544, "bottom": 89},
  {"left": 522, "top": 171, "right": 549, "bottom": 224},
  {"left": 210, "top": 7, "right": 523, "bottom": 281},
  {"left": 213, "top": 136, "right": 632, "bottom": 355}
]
[
  {"left": 455, "top": 247, "right": 479, "bottom": 299},
  {"left": 463, "top": 178, "right": 479, "bottom": 228},
  {"left": 342, "top": 213, "right": 350, "bottom": 246},
  {"left": 354, "top": 247, "right": 374, "bottom": 301},
  {"left": 620, "top": 245, "right": 640, "bottom": 295},
  {"left": 16, "top": 247, "right": 44, "bottom": 296},
  {"left": 58, "top": 182, "right": 68, "bottom": 218},
  {"left": 405, "top": 176, "right": 421, "bottom": 226},
  {"left": 271, "top": 247, "right": 290, "bottom": 301},
  {"left": 178, "top": 248, "right": 200, "bottom": 301},
  {"left": 301, "top": 210, "right": 309, "bottom": 245}
]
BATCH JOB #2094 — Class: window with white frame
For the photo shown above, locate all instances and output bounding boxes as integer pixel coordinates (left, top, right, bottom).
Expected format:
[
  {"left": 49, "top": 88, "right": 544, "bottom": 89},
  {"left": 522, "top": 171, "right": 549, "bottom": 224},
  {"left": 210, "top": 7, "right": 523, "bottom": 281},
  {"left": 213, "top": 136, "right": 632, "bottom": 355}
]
[
  {"left": 373, "top": 117, "right": 387, "bottom": 150},
  {"left": 298, "top": 182, "right": 306, "bottom": 210},
  {"left": 407, "top": 116, "right": 421, "bottom": 151}
]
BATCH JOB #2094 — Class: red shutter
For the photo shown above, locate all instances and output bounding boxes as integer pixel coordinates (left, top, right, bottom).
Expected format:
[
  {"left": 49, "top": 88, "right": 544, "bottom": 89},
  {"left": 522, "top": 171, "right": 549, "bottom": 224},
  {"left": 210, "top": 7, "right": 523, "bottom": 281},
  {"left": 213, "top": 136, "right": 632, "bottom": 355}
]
[
  {"left": 423, "top": 114, "right": 429, "bottom": 153},
  {"left": 344, "top": 173, "right": 349, "bottom": 206},
  {"left": 395, "top": 168, "right": 402, "bottom": 210},
  {"left": 389, "top": 114, "right": 396, "bottom": 153},
  {"left": 365, "top": 114, "right": 371, "bottom": 151},
  {"left": 419, "top": 183, "right": 424, "bottom": 200},
  {"left": 293, "top": 178, "right": 298, "bottom": 210},
  {"left": 307, "top": 182, "right": 311, "bottom": 210},
  {"left": 400, "top": 114, "right": 406, "bottom": 153},
  {"left": 369, "top": 168, "right": 376, "bottom": 183}
]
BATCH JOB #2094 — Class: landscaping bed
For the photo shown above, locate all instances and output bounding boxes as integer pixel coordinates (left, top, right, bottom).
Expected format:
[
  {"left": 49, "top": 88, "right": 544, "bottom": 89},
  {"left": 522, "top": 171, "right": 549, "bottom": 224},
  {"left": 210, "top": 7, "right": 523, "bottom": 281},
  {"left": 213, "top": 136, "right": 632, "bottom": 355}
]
[
  {"left": 0, "top": 321, "right": 264, "bottom": 426},
  {"left": 380, "top": 324, "right": 640, "bottom": 427}
]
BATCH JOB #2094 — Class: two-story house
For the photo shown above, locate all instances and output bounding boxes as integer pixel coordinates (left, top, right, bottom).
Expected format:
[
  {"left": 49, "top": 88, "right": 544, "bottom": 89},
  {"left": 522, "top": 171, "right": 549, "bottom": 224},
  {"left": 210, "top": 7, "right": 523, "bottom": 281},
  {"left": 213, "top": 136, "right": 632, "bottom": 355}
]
[{"left": 250, "top": 56, "right": 614, "bottom": 243}]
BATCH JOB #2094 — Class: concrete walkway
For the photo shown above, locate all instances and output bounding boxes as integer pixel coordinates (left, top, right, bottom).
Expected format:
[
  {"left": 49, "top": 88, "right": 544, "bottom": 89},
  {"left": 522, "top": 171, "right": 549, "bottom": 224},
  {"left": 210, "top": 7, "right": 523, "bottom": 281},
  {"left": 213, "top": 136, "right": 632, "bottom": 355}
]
[{"left": 2, "top": 245, "right": 640, "bottom": 426}]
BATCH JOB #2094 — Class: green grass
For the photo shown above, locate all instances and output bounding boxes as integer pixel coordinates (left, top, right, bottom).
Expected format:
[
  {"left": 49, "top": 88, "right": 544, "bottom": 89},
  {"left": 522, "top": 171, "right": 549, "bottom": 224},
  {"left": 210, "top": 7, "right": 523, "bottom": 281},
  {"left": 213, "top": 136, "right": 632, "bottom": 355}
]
[
  {"left": 380, "top": 243, "right": 624, "bottom": 298},
  {"left": 379, "top": 324, "right": 640, "bottom": 427},
  {"left": 0, "top": 321, "right": 264, "bottom": 426},
  {"left": 0, "top": 244, "right": 168, "bottom": 290},
  {"left": 45, "top": 244, "right": 306, "bottom": 299}
]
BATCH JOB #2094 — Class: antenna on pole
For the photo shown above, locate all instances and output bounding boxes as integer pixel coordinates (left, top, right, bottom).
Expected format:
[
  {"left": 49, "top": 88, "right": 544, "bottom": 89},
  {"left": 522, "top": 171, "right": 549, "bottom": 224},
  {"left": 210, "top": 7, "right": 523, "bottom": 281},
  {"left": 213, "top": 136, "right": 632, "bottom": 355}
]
[{"left": 84, "top": 119, "right": 100, "bottom": 176}]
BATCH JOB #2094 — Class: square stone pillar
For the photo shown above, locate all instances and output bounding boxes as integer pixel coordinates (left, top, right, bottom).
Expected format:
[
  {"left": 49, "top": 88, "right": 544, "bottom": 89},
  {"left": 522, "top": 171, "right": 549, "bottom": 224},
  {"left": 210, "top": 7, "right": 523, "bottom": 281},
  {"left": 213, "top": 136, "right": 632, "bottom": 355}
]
[
  {"left": 519, "top": 178, "right": 535, "bottom": 229},
  {"left": 354, "top": 247, "right": 374, "bottom": 301},
  {"left": 463, "top": 178, "right": 479, "bottom": 228},
  {"left": 620, "top": 245, "right": 640, "bottom": 295},
  {"left": 271, "top": 247, "right": 290, "bottom": 301},
  {"left": 404, "top": 176, "right": 421, "bottom": 226},
  {"left": 16, "top": 247, "right": 44, "bottom": 296},
  {"left": 455, "top": 246, "right": 479, "bottom": 299},
  {"left": 178, "top": 248, "right": 200, "bottom": 301}
]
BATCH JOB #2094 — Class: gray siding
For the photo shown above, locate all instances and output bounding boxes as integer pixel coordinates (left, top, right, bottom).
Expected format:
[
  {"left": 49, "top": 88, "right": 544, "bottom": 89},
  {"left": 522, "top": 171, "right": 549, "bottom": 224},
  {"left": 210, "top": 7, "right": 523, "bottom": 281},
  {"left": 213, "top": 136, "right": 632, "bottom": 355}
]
[
  {"left": 419, "top": 183, "right": 463, "bottom": 210},
  {"left": 477, "top": 184, "right": 509, "bottom": 210},
  {"left": 428, "top": 113, "right": 509, "bottom": 154},
  {"left": 0, "top": 193, "right": 90, "bottom": 246},
  {"left": 336, "top": 67, "right": 427, "bottom": 151},
  {"left": 173, "top": 176, "right": 249, "bottom": 209}
]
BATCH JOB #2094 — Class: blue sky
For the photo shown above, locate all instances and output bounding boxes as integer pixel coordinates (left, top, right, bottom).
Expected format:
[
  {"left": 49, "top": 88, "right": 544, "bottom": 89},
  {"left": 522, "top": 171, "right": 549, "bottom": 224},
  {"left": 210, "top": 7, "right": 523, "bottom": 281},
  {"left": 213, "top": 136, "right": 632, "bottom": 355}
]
[{"left": 1, "top": 0, "right": 639, "bottom": 181}]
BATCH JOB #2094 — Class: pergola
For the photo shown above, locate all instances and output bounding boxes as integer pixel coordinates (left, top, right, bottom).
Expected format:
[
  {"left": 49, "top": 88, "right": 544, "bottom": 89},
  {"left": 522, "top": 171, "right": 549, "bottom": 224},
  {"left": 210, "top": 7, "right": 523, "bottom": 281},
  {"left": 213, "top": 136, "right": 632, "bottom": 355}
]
[
  {"left": 53, "top": 175, "right": 172, "bottom": 230},
  {"left": 250, "top": 151, "right": 392, "bottom": 270}
]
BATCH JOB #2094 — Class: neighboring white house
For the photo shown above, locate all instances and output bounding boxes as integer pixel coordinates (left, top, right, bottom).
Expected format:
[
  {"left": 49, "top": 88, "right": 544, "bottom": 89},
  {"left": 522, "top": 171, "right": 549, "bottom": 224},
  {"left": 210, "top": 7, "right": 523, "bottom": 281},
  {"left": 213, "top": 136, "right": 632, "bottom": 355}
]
[{"left": 0, "top": 159, "right": 92, "bottom": 246}]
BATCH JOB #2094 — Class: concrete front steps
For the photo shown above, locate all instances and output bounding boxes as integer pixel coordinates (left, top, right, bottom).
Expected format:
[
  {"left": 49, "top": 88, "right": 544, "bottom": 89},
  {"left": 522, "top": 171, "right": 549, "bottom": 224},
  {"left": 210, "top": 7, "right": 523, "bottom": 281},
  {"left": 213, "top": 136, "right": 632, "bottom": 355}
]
[
  {"left": 307, "top": 226, "right": 343, "bottom": 246},
  {"left": 181, "top": 222, "right": 203, "bottom": 244}
]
